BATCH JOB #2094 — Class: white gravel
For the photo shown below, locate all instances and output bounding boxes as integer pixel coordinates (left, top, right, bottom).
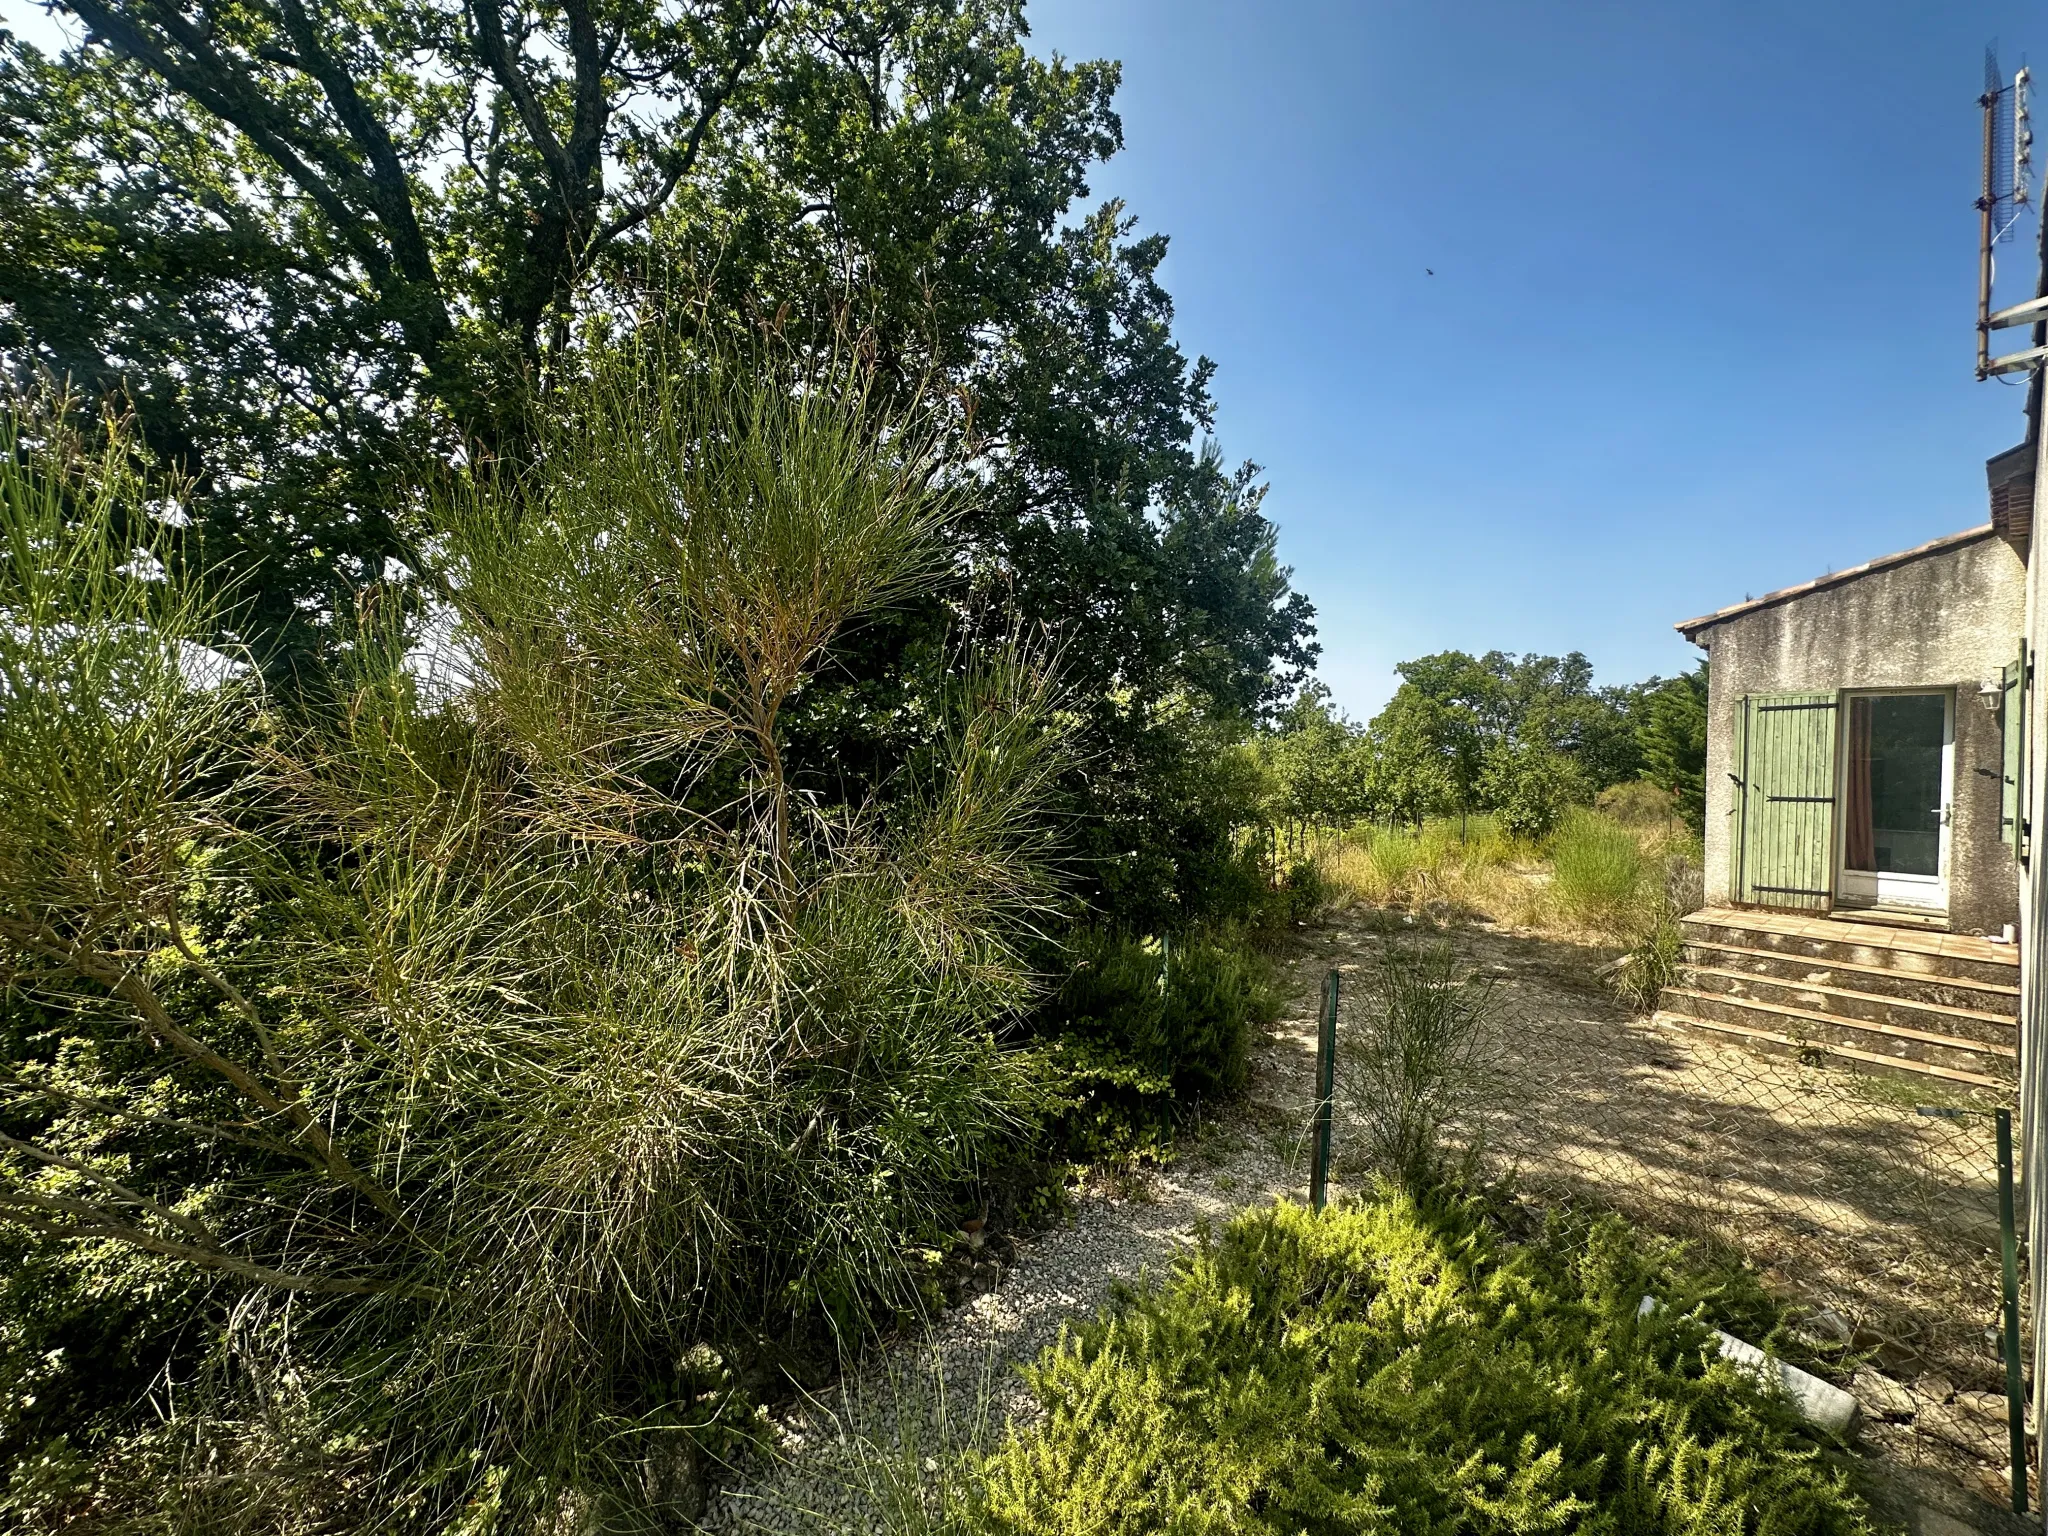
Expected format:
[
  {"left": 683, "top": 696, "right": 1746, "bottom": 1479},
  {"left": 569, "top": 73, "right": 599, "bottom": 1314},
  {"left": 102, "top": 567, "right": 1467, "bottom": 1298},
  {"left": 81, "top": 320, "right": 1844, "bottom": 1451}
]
[{"left": 695, "top": 963, "right": 1329, "bottom": 1535}]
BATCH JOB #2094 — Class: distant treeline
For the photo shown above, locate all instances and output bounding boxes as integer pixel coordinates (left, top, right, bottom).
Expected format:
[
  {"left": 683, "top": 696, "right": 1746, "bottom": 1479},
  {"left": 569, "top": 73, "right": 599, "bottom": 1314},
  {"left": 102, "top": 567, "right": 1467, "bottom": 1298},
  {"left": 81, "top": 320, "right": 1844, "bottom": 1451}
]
[{"left": 1253, "top": 651, "right": 1708, "bottom": 841}]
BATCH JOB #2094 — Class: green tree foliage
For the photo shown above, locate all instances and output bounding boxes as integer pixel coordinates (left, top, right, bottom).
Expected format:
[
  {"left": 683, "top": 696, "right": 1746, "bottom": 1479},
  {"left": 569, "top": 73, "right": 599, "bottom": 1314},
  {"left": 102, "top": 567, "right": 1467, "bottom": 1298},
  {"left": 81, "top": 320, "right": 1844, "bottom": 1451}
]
[
  {"left": 1373, "top": 652, "right": 1494, "bottom": 820},
  {"left": 0, "top": 0, "right": 779, "bottom": 664},
  {"left": 1477, "top": 739, "right": 1588, "bottom": 841},
  {"left": 1257, "top": 651, "right": 1647, "bottom": 838},
  {"left": 1375, "top": 649, "right": 1640, "bottom": 809},
  {"left": 974, "top": 1196, "right": 1879, "bottom": 1535},
  {"left": 1260, "top": 682, "right": 1371, "bottom": 835},
  {"left": 1358, "top": 687, "right": 1457, "bottom": 828},
  {"left": 0, "top": 363, "right": 1074, "bottom": 1526},
  {"left": 1639, "top": 663, "right": 1709, "bottom": 832},
  {"left": 1, "top": 0, "right": 1316, "bottom": 924}
]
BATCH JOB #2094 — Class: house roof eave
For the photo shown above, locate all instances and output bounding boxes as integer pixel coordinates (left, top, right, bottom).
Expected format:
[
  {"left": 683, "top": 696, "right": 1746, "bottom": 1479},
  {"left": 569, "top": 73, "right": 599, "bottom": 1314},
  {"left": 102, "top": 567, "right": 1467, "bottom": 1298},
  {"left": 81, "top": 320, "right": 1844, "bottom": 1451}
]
[{"left": 1672, "top": 524, "right": 1999, "bottom": 644}]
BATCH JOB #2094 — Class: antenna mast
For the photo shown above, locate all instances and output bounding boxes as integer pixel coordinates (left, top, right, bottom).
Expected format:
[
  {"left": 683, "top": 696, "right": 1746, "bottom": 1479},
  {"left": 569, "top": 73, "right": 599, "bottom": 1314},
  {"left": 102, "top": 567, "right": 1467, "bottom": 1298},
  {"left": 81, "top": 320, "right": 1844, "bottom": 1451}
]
[{"left": 1978, "top": 51, "right": 2044, "bottom": 378}]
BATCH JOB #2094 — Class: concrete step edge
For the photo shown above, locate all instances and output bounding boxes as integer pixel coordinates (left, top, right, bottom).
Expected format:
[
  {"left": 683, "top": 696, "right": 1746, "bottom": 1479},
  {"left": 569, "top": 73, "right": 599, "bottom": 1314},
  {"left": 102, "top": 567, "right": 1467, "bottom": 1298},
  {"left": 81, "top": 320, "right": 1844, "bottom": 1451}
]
[
  {"left": 1680, "top": 965, "right": 2016, "bottom": 1029},
  {"left": 1649, "top": 1009, "right": 2010, "bottom": 1091},
  {"left": 1661, "top": 988, "right": 2018, "bottom": 1063}
]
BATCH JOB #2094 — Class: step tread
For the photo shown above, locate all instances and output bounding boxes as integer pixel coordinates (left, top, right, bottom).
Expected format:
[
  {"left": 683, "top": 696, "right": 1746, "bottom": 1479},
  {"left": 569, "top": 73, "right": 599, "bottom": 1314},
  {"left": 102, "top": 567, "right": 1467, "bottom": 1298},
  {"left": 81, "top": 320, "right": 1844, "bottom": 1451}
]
[
  {"left": 1682, "top": 910, "right": 2018, "bottom": 969},
  {"left": 1680, "top": 965, "right": 2017, "bottom": 1028},
  {"left": 1680, "top": 938, "right": 2021, "bottom": 998},
  {"left": 1651, "top": 1011, "right": 2009, "bottom": 1091},
  {"left": 1661, "top": 988, "right": 2018, "bottom": 1061}
]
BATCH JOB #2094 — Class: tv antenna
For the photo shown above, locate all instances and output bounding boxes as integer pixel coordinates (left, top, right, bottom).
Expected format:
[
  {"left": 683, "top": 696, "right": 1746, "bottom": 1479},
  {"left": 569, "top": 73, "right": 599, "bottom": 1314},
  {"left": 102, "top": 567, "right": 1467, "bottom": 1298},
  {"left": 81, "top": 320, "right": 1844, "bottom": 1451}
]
[{"left": 1976, "top": 47, "right": 2041, "bottom": 378}]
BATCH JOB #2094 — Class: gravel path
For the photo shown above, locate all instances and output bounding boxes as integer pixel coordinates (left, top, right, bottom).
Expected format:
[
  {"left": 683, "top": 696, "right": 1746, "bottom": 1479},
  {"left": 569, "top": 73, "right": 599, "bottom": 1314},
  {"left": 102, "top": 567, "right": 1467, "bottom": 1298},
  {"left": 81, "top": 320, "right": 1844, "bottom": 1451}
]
[{"left": 695, "top": 941, "right": 1333, "bottom": 1534}]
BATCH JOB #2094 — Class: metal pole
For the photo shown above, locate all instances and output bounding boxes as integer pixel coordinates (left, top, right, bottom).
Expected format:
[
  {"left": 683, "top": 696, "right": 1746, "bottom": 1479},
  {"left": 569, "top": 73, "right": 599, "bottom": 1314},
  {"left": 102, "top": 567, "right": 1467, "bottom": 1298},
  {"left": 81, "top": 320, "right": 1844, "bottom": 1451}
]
[
  {"left": 1997, "top": 1107, "right": 2028, "bottom": 1515},
  {"left": 1983, "top": 85, "right": 2000, "bottom": 380},
  {"left": 1310, "top": 969, "right": 1338, "bottom": 1212}
]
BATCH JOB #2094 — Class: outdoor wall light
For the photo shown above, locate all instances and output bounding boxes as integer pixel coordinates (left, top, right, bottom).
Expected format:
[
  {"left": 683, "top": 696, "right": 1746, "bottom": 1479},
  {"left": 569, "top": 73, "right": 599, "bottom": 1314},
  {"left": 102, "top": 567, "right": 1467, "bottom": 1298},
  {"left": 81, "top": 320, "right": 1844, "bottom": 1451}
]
[{"left": 1980, "top": 679, "right": 2005, "bottom": 711}]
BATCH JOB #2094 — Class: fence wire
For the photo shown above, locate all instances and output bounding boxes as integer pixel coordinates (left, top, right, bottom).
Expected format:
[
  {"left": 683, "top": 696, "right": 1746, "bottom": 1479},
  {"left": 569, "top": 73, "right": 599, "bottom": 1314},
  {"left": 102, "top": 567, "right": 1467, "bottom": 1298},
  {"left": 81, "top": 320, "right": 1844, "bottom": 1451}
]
[
  {"left": 1322, "top": 922, "right": 2032, "bottom": 1512},
  {"left": 1500, "top": 1006, "right": 2024, "bottom": 1503}
]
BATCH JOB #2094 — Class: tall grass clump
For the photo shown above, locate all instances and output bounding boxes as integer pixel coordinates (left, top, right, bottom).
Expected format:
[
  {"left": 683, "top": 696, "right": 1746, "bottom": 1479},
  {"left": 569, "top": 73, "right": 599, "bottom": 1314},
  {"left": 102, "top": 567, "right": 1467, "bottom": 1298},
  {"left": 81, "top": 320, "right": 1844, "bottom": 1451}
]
[
  {"left": 1608, "top": 850, "right": 1705, "bottom": 1015},
  {"left": 1316, "top": 831, "right": 1407, "bottom": 907},
  {"left": 1548, "top": 808, "right": 1649, "bottom": 930},
  {"left": 0, "top": 351, "right": 1071, "bottom": 1530},
  {"left": 1611, "top": 902, "right": 1687, "bottom": 1014},
  {"left": 1341, "top": 942, "right": 1504, "bottom": 1192}
]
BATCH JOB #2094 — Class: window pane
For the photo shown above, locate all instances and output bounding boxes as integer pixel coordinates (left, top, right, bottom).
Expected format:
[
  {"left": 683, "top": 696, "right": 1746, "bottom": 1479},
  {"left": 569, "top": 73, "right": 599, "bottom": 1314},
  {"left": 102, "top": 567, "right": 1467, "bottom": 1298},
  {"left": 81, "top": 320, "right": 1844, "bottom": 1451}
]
[{"left": 1865, "top": 694, "right": 1944, "bottom": 876}]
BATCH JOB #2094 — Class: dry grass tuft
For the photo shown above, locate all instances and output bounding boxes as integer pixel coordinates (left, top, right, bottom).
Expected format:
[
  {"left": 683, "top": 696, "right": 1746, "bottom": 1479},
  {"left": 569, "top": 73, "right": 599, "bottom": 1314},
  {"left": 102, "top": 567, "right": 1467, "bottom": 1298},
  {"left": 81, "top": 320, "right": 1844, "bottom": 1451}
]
[{"left": 1313, "top": 812, "right": 1702, "bottom": 947}]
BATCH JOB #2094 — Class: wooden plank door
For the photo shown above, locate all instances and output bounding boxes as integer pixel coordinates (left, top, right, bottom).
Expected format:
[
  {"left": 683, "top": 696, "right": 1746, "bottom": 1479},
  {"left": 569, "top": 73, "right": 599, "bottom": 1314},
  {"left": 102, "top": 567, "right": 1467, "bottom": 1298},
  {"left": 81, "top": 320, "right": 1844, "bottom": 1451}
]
[{"left": 1733, "top": 692, "right": 1839, "bottom": 910}]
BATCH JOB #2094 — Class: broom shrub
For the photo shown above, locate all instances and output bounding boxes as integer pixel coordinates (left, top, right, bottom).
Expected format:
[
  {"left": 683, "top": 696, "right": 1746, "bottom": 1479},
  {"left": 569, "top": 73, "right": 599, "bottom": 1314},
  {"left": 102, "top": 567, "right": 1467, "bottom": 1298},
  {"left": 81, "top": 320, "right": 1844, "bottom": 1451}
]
[{"left": 0, "top": 350, "right": 1076, "bottom": 1531}]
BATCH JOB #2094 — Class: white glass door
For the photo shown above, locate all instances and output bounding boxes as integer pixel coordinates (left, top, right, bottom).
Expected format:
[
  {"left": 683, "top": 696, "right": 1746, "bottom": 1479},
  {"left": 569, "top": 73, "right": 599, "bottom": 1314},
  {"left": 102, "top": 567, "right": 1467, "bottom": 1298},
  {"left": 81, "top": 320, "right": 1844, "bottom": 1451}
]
[{"left": 1836, "top": 691, "right": 1954, "bottom": 911}]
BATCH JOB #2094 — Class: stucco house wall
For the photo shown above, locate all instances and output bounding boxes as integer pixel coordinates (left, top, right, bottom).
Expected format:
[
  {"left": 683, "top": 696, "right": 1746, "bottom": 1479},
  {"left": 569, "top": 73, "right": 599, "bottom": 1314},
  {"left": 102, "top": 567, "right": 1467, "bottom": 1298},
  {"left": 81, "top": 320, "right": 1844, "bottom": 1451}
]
[{"left": 1686, "top": 526, "right": 2026, "bottom": 937}]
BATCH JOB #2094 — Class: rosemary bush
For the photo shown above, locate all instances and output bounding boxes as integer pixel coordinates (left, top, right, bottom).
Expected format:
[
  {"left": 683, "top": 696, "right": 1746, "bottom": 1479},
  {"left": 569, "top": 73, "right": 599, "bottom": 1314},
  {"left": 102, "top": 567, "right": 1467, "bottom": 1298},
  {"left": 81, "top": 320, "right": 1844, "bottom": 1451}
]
[{"left": 971, "top": 1195, "right": 1881, "bottom": 1534}]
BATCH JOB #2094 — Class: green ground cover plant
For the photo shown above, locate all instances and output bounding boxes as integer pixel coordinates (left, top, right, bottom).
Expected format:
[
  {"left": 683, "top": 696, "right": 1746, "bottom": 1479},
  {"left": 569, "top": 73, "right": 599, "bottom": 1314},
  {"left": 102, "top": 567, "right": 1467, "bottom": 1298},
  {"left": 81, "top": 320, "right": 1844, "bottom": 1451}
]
[{"left": 969, "top": 1193, "right": 1883, "bottom": 1535}]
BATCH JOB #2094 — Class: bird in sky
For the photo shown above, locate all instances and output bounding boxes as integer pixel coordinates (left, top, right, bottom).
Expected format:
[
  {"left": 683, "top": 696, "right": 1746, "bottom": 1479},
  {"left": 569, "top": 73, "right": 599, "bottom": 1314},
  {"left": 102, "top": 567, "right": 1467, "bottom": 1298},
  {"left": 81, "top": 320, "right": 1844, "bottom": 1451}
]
[{"left": 1425, "top": 268, "right": 1434, "bottom": 276}]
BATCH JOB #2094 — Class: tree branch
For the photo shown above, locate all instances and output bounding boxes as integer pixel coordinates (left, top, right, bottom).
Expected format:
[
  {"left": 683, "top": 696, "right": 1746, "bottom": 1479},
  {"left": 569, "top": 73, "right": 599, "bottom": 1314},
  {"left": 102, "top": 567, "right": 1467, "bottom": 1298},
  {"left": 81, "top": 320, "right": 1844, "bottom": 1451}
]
[
  {"left": 590, "top": 3, "right": 779, "bottom": 251},
  {"left": 0, "top": 1131, "right": 216, "bottom": 1243},
  {"left": 0, "top": 916, "right": 416, "bottom": 1238},
  {"left": 0, "top": 1192, "right": 437, "bottom": 1298}
]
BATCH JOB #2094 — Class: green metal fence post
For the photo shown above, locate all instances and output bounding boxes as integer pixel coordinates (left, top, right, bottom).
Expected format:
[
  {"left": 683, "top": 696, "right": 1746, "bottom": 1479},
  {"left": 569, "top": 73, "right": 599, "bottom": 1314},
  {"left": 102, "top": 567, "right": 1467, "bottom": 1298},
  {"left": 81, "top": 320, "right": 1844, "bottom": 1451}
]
[
  {"left": 1996, "top": 1106, "right": 2028, "bottom": 1516},
  {"left": 1309, "top": 969, "right": 1339, "bottom": 1212}
]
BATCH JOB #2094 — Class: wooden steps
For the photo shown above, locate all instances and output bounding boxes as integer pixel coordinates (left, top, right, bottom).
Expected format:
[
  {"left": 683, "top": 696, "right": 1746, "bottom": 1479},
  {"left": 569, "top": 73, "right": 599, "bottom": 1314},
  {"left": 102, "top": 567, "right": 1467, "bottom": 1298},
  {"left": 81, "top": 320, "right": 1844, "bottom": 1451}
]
[{"left": 1657, "top": 908, "right": 2019, "bottom": 1089}]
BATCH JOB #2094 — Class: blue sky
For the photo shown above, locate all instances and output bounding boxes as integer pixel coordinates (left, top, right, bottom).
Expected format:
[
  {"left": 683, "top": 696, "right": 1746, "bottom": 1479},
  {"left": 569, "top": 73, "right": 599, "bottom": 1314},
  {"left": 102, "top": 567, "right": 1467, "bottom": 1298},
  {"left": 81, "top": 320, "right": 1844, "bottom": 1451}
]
[
  {"left": 6, "top": 0, "right": 2041, "bottom": 717},
  {"left": 1025, "top": 0, "right": 2045, "bottom": 716}
]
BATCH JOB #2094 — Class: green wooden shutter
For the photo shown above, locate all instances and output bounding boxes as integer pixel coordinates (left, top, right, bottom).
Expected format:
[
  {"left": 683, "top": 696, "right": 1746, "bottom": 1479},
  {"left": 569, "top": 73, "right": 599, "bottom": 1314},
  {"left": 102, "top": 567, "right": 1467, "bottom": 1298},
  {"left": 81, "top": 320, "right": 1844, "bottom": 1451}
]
[
  {"left": 1729, "top": 697, "right": 1749, "bottom": 901},
  {"left": 1735, "top": 691, "right": 1838, "bottom": 910},
  {"left": 2003, "top": 640, "right": 2028, "bottom": 860}
]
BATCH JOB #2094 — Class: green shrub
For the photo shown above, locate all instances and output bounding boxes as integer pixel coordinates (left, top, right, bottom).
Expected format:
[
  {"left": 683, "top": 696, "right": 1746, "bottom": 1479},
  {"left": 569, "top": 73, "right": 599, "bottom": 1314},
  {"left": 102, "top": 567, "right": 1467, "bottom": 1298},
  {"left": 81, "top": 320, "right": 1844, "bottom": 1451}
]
[
  {"left": 1549, "top": 809, "right": 1648, "bottom": 926},
  {"left": 1455, "top": 814, "right": 1517, "bottom": 868},
  {"left": 1039, "top": 928, "right": 1275, "bottom": 1157},
  {"left": 1280, "top": 858, "right": 1327, "bottom": 926},
  {"left": 1596, "top": 779, "right": 1679, "bottom": 828},
  {"left": 0, "top": 363, "right": 1073, "bottom": 1525},
  {"left": 1482, "top": 742, "right": 1589, "bottom": 841},
  {"left": 971, "top": 1195, "right": 1879, "bottom": 1535}
]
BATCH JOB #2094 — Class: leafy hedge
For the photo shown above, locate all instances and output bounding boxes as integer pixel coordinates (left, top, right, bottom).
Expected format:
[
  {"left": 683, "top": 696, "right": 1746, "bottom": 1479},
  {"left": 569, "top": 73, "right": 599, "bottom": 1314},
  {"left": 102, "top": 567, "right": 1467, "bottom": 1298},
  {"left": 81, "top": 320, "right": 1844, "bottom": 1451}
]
[{"left": 972, "top": 1194, "right": 1880, "bottom": 1534}]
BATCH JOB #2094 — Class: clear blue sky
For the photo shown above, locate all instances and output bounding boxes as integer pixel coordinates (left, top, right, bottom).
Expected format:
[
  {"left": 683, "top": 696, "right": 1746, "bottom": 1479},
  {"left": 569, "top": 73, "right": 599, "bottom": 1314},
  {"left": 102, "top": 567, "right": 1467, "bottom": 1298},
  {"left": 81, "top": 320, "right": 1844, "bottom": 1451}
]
[
  {"left": 7, "top": 1, "right": 2041, "bottom": 718},
  {"left": 1025, "top": 0, "right": 2045, "bottom": 717}
]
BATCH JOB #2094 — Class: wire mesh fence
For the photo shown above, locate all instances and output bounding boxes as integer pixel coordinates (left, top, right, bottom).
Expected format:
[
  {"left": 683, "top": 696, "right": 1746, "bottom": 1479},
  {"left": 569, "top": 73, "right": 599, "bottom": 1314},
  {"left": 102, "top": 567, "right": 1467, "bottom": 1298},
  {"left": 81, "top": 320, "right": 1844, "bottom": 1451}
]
[{"left": 1316, "top": 920, "right": 2034, "bottom": 1513}]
